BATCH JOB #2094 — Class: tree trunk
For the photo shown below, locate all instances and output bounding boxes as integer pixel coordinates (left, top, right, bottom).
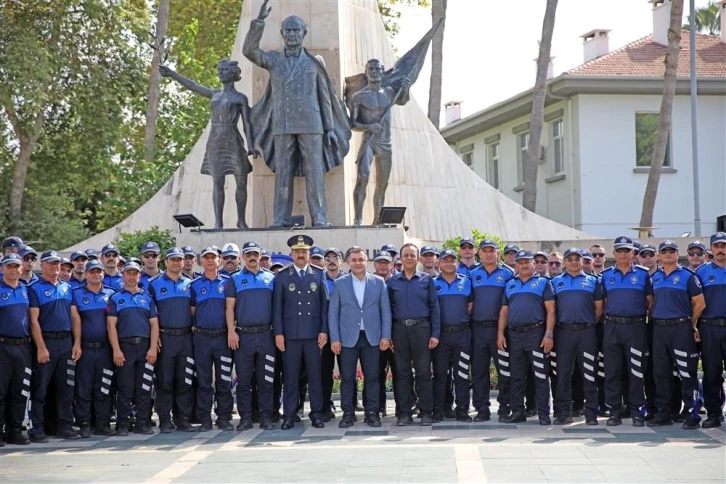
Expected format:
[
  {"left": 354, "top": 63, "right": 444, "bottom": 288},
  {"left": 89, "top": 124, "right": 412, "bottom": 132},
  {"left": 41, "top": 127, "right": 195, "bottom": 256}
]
[
  {"left": 639, "top": 0, "right": 684, "bottom": 233},
  {"left": 427, "top": 0, "right": 447, "bottom": 129},
  {"left": 523, "top": 0, "right": 558, "bottom": 212},
  {"left": 144, "top": 0, "right": 171, "bottom": 165}
]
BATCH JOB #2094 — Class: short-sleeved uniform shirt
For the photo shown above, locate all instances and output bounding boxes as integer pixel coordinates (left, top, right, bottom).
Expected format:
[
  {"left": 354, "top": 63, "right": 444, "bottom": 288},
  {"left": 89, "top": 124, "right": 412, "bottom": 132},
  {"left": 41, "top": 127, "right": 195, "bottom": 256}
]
[
  {"left": 107, "top": 289, "right": 158, "bottom": 339},
  {"left": 433, "top": 274, "right": 473, "bottom": 326},
  {"left": 190, "top": 274, "right": 229, "bottom": 330},
  {"left": 502, "top": 275, "right": 555, "bottom": 327},
  {"left": 0, "top": 280, "right": 30, "bottom": 338},
  {"left": 73, "top": 285, "right": 115, "bottom": 342},
  {"left": 651, "top": 266, "right": 703, "bottom": 319},
  {"left": 551, "top": 272, "right": 603, "bottom": 324},
  {"left": 226, "top": 268, "right": 275, "bottom": 326},
  {"left": 28, "top": 278, "right": 73, "bottom": 332}
]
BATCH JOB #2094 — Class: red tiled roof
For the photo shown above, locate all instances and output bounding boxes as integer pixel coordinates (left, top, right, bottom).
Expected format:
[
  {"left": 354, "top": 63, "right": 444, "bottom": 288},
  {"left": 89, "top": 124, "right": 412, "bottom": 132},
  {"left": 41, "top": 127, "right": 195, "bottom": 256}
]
[{"left": 568, "top": 33, "right": 726, "bottom": 77}]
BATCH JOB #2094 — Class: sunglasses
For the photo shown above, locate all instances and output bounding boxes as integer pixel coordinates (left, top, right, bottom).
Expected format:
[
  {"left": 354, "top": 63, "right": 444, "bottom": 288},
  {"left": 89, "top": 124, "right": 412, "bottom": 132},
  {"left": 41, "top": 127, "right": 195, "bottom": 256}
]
[
  {"left": 615, "top": 248, "right": 632, "bottom": 254},
  {"left": 103, "top": 253, "right": 118, "bottom": 258},
  {"left": 74, "top": 257, "right": 89, "bottom": 262},
  {"left": 688, "top": 251, "right": 705, "bottom": 257},
  {"left": 142, "top": 253, "right": 158, "bottom": 259},
  {"left": 325, "top": 256, "right": 340, "bottom": 261},
  {"left": 660, "top": 248, "right": 676, "bottom": 254},
  {"left": 23, "top": 256, "right": 37, "bottom": 262},
  {"left": 592, "top": 253, "right": 606, "bottom": 258},
  {"left": 534, "top": 259, "right": 547, "bottom": 264},
  {"left": 548, "top": 261, "right": 561, "bottom": 267},
  {"left": 639, "top": 252, "right": 655, "bottom": 258},
  {"left": 223, "top": 256, "right": 238, "bottom": 261}
]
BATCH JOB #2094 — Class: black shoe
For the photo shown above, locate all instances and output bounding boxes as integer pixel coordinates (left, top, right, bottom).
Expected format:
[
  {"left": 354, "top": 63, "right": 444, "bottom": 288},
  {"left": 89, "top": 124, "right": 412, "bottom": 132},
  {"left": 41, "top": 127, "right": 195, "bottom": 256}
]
[
  {"left": 632, "top": 415, "right": 645, "bottom": 427},
  {"left": 236, "top": 418, "right": 253, "bottom": 431},
  {"left": 571, "top": 408, "right": 584, "bottom": 418},
  {"left": 94, "top": 423, "right": 116, "bottom": 436},
  {"left": 444, "top": 408, "right": 456, "bottom": 419},
  {"left": 365, "top": 414, "right": 382, "bottom": 428},
  {"left": 338, "top": 412, "right": 355, "bottom": 429},
  {"left": 473, "top": 411, "right": 491, "bottom": 422},
  {"left": 525, "top": 408, "right": 537, "bottom": 417},
  {"left": 456, "top": 411, "right": 473, "bottom": 423},
  {"left": 159, "top": 421, "right": 173, "bottom": 434},
  {"left": 135, "top": 426, "right": 154, "bottom": 435},
  {"left": 606, "top": 416, "right": 622, "bottom": 427},
  {"left": 396, "top": 414, "right": 413, "bottom": 426},
  {"left": 505, "top": 412, "right": 526, "bottom": 424},
  {"left": 176, "top": 420, "right": 198, "bottom": 433},
  {"left": 702, "top": 415, "right": 722, "bottom": 428},
  {"left": 432, "top": 412, "right": 443, "bottom": 424},
  {"left": 421, "top": 413, "right": 433, "bottom": 426},
  {"left": 78, "top": 423, "right": 92, "bottom": 439},
  {"left": 498, "top": 413, "right": 509, "bottom": 423},
  {"left": 216, "top": 420, "right": 233, "bottom": 431},
  {"left": 311, "top": 418, "right": 325, "bottom": 429},
  {"left": 681, "top": 417, "right": 700, "bottom": 430},
  {"left": 199, "top": 422, "right": 213, "bottom": 432},
  {"left": 672, "top": 411, "right": 687, "bottom": 423},
  {"left": 260, "top": 420, "right": 275, "bottom": 430},
  {"left": 292, "top": 414, "right": 302, "bottom": 423},
  {"left": 325, "top": 408, "right": 336, "bottom": 421},
  {"left": 281, "top": 418, "right": 294, "bottom": 430},
  {"left": 644, "top": 412, "right": 656, "bottom": 422},
  {"left": 585, "top": 416, "right": 598, "bottom": 426},
  {"left": 647, "top": 417, "right": 673, "bottom": 427},
  {"left": 149, "top": 419, "right": 157, "bottom": 427},
  {"left": 598, "top": 409, "right": 611, "bottom": 418},
  {"left": 539, "top": 416, "right": 552, "bottom": 426},
  {"left": 554, "top": 416, "right": 573, "bottom": 425},
  {"left": 115, "top": 424, "right": 129, "bottom": 437},
  {"left": 58, "top": 428, "right": 81, "bottom": 440},
  {"left": 7, "top": 433, "right": 30, "bottom": 445}
]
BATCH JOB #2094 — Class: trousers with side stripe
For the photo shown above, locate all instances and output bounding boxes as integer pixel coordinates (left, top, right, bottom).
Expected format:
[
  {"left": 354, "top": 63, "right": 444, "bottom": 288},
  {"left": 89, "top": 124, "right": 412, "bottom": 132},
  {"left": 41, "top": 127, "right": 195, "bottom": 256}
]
[
  {"left": 700, "top": 322, "right": 726, "bottom": 416},
  {"left": 603, "top": 321, "right": 647, "bottom": 416},
  {"left": 508, "top": 327, "right": 550, "bottom": 417},
  {"left": 31, "top": 337, "right": 75, "bottom": 432},
  {"left": 193, "top": 333, "right": 234, "bottom": 424},
  {"left": 553, "top": 325, "right": 599, "bottom": 418},
  {"left": 432, "top": 329, "right": 471, "bottom": 413},
  {"left": 234, "top": 330, "right": 276, "bottom": 420},
  {"left": 471, "top": 326, "right": 510, "bottom": 414},
  {"left": 75, "top": 345, "right": 114, "bottom": 424},
  {"left": 116, "top": 341, "right": 154, "bottom": 426},
  {"left": 155, "top": 333, "right": 194, "bottom": 423},
  {"left": 652, "top": 322, "right": 701, "bottom": 421},
  {"left": 0, "top": 343, "right": 32, "bottom": 436}
]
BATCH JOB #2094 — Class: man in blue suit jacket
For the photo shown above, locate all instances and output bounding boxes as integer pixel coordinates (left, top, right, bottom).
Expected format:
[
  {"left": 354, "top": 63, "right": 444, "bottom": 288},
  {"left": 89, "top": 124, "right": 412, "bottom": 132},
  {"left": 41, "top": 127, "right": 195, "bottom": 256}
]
[{"left": 329, "top": 247, "right": 392, "bottom": 428}]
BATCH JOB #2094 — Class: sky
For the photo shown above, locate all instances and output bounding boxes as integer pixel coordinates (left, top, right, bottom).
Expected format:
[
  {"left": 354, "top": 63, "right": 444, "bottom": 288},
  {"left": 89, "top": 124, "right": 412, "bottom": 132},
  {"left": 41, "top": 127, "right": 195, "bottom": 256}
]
[{"left": 391, "top": 0, "right": 714, "bottom": 125}]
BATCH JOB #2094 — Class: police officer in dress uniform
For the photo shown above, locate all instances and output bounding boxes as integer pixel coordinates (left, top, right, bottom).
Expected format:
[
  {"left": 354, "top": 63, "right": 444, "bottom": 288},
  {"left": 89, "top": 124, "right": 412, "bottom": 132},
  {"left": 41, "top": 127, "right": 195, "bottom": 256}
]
[
  {"left": 601, "top": 236, "right": 652, "bottom": 427},
  {"left": 27, "top": 250, "right": 81, "bottom": 442},
  {"left": 469, "top": 239, "right": 514, "bottom": 422},
  {"left": 71, "top": 260, "right": 117, "bottom": 437},
  {"left": 147, "top": 247, "right": 197, "bottom": 433},
  {"left": 498, "top": 250, "right": 556, "bottom": 425},
  {"left": 432, "top": 249, "right": 473, "bottom": 423},
  {"left": 107, "top": 261, "right": 159, "bottom": 436},
  {"left": 696, "top": 232, "right": 726, "bottom": 428},
  {"left": 551, "top": 248, "right": 603, "bottom": 425},
  {"left": 190, "top": 247, "right": 234, "bottom": 432},
  {"left": 647, "top": 240, "right": 705, "bottom": 429},
  {"left": 0, "top": 254, "right": 32, "bottom": 446},
  {"left": 226, "top": 241, "right": 277, "bottom": 431},
  {"left": 101, "top": 243, "right": 124, "bottom": 291},
  {"left": 273, "top": 235, "right": 329, "bottom": 430}
]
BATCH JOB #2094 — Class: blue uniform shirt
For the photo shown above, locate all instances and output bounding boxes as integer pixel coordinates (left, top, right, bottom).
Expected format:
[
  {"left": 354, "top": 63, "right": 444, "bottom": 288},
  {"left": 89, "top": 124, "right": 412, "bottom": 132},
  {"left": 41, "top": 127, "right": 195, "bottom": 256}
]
[
  {"left": 469, "top": 264, "right": 514, "bottom": 321},
  {"left": 433, "top": 274, "right": 473, "bottom": 326},
  {"left": 456, "top": 261, "right": 480, "bottom": 278},
  {"left": 68, "top": 276, "right": 86, "bottom": 290},
  {"left": 20, "top": 273, "right": 39, "bottom": 286},
  {"left": 73, "top": 285, "right": 115, "bottom": 342},
  {"left": 551, "top": 272, "right": 603, "bottom": 324},
  {"left": 108, "top": 289, "right": 158, "bottom": 339},
  {"left": 28, "top": 277, "right": 73, "bottom": 332},
  {"left": 0, "top": 280, "right": 30, "bottom": 338},
  {"left": 696, "top": 262, "right": 726, "bottom": 318},
  {"left": 324, "top": 271, "right": 345, "bottom": 295},
  {"left": 190, "top": 274, "right": 229, "bottom": 330},
  {"left": 600, "top": 265, "right": 653, "bottom": 317},
  {"left": 502, "top": 275, "right": 555, "bottom": 327},
  {"left": 140, "top": 271, "right": 161, "bottom": 291},
  {"left": 147, "top": 273, "right": 192, "bottom": 329},
  {"left": 387, "top": 271, "right": 441, "bottom": 339},
  {"left": 226, "top": 267, "right": 275, "bottom": 326},
  {"left": 651, "top": 266, "right": 703, "bottom": 319},
  {"left": 103, "top": 273, "right": 124, "bottom": 292}
]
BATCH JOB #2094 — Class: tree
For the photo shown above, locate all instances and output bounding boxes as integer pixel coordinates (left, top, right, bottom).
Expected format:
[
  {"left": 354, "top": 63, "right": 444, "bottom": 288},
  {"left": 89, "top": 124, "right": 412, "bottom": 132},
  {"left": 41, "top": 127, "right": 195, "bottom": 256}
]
[
  {"left": 378, "top": 0, "right": 430, "bottom": 38},
  {"left": 442, "top": 229, "right": 506, "bottom": 262},
  {"left": 427, "top": 0, "right": 447, "bottom": 129},
  {"left": 523, "top": 0, "right": 559, "bottom": 213},
  {"left": 683, "top": 1, "right": 721, "bottom": 34},
  {"left": 116, "top": 226, "right": 176, "bottom": 260},
  {"left": 144, "top": 0, "right": 171, "bottom": 165},
  {"left": 639, "top": 0, "right": 684, "bottom": 234}
]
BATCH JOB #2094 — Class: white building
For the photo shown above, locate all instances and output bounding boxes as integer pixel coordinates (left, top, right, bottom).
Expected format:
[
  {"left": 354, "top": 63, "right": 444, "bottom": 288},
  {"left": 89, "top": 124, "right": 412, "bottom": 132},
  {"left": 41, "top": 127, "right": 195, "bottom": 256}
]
[{"left": 441, "top": 0, "right": 726, "bottom": 239}]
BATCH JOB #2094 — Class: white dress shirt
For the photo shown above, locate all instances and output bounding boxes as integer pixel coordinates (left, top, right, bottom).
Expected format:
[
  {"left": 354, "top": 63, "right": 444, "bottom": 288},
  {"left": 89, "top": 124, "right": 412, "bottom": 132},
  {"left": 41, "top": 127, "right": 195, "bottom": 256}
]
[{"left": 352, "top": 273, "right": 366, "bottom": 331}]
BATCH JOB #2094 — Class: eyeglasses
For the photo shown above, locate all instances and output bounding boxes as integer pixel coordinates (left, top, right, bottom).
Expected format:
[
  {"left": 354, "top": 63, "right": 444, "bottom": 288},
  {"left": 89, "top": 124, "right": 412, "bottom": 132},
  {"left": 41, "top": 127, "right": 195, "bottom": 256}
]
[
  {"left": 660, "top": 248, "right": 676, "bottom": 254},
  {"left": 639, "top": 252, "right": 655, "bottom": 258},
  {"left": 534, "top": 259, "right": 547, "bottom": 264},
  {"left": 688, "top": 251, "right": 705, "bottom": 257},
  {"left": 564, "top": 258, "right": 580, "bottom": 263},
  {"left": 548, "top": 261, "right": 561, "bottom": 267},
  {"left": 592, "top": 253, "right": 606, "bottom": 258},
  {"left": 615, "top": 248, "right": 632, "bottom": 254},
  {"left": 23, "top": 256, "right": 37, "bottom": 262},
  {"left": 142, "top": 253, "right": 158, "bottom": 259}
]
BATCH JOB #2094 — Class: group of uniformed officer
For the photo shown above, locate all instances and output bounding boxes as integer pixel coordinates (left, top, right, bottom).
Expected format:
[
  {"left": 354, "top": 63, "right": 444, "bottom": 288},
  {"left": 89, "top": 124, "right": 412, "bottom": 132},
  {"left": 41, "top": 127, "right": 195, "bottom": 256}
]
[{"left": 1, "top": 231, "right": 725, "bottom": 446}]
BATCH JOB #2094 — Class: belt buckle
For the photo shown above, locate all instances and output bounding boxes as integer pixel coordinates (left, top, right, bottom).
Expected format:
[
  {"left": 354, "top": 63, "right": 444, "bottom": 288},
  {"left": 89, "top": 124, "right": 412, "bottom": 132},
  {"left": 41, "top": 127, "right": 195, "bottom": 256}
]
[{"left": 405, "top": 319, "right": 416, "bottom": 326}]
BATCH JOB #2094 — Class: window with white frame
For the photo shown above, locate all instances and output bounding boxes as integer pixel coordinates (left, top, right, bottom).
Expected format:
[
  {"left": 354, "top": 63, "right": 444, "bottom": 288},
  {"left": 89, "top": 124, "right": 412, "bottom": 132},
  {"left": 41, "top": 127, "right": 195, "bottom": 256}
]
[
  {"left": 462, "top": 152, "right": 473, "bottom": 168},
  {"left": 487, "top": 142, "right": 500, "bottom": 189},
  {"left": 552, "top": 119, "right": 564, "bottom": 174},
  {"left": 635, "top": 113, "right": 671, "bottom": 167},
  {"left": 517, "top": 132, "right": 529, "bottom": 185}
]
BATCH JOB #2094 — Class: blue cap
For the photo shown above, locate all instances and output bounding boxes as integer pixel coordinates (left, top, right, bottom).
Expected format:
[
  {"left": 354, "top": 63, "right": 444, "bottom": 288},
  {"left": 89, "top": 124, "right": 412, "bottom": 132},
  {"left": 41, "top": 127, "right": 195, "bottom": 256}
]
[
  {"left": 122, "top": 261, "right": 142, "bottom": 273},
  {"left": 200, "top": 246, "right": 219, "bottom": 257},
  {"left": 439, "top": 249, "right": 458, "bottom": 259},
  {"left": 242, "top": 241, "right": 262, "bottom": 254},
  {"left": 380, "top": 244, "right": 398, "bottom": 256},
  {"left": 85, "top": 248, "right": 100, "bottom": 259},
  {"left": 1, "top": 254, "right": 23, "bottom": 266},
  {"left": 504, "top": 243, "right": 520, "bottom": 254},
  {"left": 165, "top": 247, "right": 184, "bottom": 259},
  {"left": 260, "top": 249, "right": 271, "bottom": 259},
  {"left": 534, "top": 251, "right": 548, "bottom": 259},
  {"left": 687, "top": 240, "right": 707, "bottom": 251},
  {"left": 19, "top": 246, "right": 37, "bottom": 257},
  {"left": 101, "top": 243, "right": 120, "bottom": 256},
  {"left": 1, "top": 236, "right": 24, "bottom": 250},
  {"left": 70, "top": 250, "right": 88, "bottom": 261},
  {"left": 563, "top": 247, "right": 582, "bottom": 259},
  {"left": 140, "top": 241, "right": 161, "bottom": 254},
  {"left": 128, "top": 257, "right": 142, "bottom": 266},
  {"left": 325, "top": 247, "right": 343, "bottom": 258},
  {"left": 639, "top": 243, "right": 656, "bottom": 254},
  {"left": 613, "top": 236, "right": 634, "bottom": 250},
  {"left": 658, "top": 240, "right": 679, "bottom": 252},
  {"left": 479, "top": 238, "right": 498, "bottom": 250},
  {"left": 118, "top": 256, "right": 127, "bottom": 264},
  {"left": 632, "top": 241, "right": 643, "bottom": 254},
  {"left": 459, "top": 237, "right": 475, "bottom": 248},
  {"left": 421, "top": 245, "right": 438, "bottom": 256},
  {"left": 711, "top": 232, "right": 726, "bottom": 245},
  {"left": 40, "top": 250, "right": 61, "bottom": 263},
  {"left": 309, "top": 246, "right": 324, "bottom": 258},
  {"left": 181, "top": 245, "right": 195, "bottom": 256},
  {"left": 374, "top": 252, "right": 392, "bottom": 262},
  {"left": 85, "top": 260, "right": 105, "bottom": 272},
  {"left": 515, "top": 250, "right": 534, "bottom": 261},
  {"left": 60, "top": 257, "right": 73, "bottom": 267},
  {"left": 580, "top": 249, "right": 593, "bottom": 260}
]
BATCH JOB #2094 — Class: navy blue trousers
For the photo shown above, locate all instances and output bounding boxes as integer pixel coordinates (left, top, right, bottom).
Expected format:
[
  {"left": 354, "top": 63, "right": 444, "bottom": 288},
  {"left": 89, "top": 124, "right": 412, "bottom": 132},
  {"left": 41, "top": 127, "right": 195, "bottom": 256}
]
[
  {"left": 282, "top": 339, "right": 322, "bottom": 419},
  {"left": 234, "top": 330, "right": 276, "bottom": 420},
  {"left": 340, "top": 332, "right": 380, "bottom": 415},
  {"left": 31, "top": 337, "right": 75, "bottom": 431},
  {"left": 193, "top": 333, "right": 233, "bottom": 424},
  {"left": 155, "top": 333, "right": 194, "bottom": 422},
  {"left": 508, "top": 327, "right": 550, "bottom": 417},
  {"left": 0, "top": 343, "right": 31, "bottom": 435},
  {"left": 652, "top": 322, "right": 700, "bottom": 420},
  {"left": 603, "top": 322, "right": 647, "bottom": 416},
  {"left": 75, "top": 345, "right": 114, "bottom": 424},
  {"left": 116, "top": 341, "right": 154, "bottom": 426},
  {"left": 471, "top": 326, "right": 510, "bottom": 414},
  {"left": 432, "top": 328, "right": 470, "bottom": 413},
  {"left": 553, "top": 325, "right": 599, "bottom": 418}
]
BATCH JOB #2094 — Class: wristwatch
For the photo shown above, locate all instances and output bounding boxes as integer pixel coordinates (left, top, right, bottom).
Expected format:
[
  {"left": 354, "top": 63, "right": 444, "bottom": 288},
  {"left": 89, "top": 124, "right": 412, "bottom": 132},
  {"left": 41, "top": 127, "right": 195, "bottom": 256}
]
[{"left": 544, "top": 332, "right": 554, "bottom": 339}]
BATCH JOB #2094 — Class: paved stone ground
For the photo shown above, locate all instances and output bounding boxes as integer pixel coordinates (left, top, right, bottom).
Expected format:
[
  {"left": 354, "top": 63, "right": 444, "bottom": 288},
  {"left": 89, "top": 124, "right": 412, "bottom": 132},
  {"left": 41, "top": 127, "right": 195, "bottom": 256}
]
[{"left": 1, "top": 401, "right": 724, "bottom": 483}]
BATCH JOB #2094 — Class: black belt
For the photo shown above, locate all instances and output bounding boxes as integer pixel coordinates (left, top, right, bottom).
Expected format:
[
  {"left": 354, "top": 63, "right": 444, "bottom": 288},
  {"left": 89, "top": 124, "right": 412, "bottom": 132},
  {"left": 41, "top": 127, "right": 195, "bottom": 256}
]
[
  {"left": 471, "top": 320, "right": 497, "bottom": 328},
  {"left": 653, "top": 317, "right": 690, "bottom": 326},
  {"left": 394, "top": 318, "right": 429, "bottom": 326},
  {"left": 82, "top": 341, "right": 108, "bottom": 349},
  {"left": 160, "top": 327, "right": 192, "bottom": 336},
  {"left": 606, "top": 316, "right": 646, "bottom": 324},
  {"left": 0, "top": 336, "right": 31, "bottom": 345},
  {"left": 193, "top": 327, "right": 227, "bottom": 337},
  {"left": 508, "top": 322, "right": 544, "bottom": 333},
  {"left": 556, "top": 323, "right": 596, "bottom": 330},
  {"left": 42, "top": 331, "right": 71, "bottom": 340},
  {"left": 119, "top": 337, "right": 149, "bottom": 344},
  {"left": 236, "top": 325, "right": 272, "bottom": 334},
  {"left": 700, "top": 318, "right": 726, "bottom": 326},
  {"left": 441, "top": 323, "right": 469, "bottom": 333}
]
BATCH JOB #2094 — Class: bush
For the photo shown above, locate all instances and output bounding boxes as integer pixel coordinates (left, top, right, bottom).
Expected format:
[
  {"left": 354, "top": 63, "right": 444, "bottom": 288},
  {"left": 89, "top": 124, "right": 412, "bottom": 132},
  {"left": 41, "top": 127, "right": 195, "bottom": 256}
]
[
  {"left": 442, "top": 229, "right": 506, "bottom": 262},
  {"left": 115, "top": 226, "right": 176, "bottom": 260}
]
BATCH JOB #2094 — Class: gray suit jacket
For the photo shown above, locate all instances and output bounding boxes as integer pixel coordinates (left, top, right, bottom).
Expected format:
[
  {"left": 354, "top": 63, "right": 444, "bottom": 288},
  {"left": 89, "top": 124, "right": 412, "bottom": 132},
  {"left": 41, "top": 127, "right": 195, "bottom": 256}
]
[{"left": 328, "top": 273, "right": 392, "bottom": 348}]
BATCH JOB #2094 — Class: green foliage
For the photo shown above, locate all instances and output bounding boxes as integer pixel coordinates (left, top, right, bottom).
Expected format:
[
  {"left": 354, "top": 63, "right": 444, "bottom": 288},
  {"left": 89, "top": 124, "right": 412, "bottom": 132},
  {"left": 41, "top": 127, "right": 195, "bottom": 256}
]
[
  {"left": 442, "top": 229, "right": 506, "bottom": 256},
  {"left": 635, "top": 113, "right": 671, "bottom": 167},
  {"left": 683, "top": 2, "right": 721, "bottom": 34},
  {"left": 115, "top": 226, "right": 176, "bottom": 260},
  {"left": 378, "top": 0, "right": 430, "bottom": 38}
]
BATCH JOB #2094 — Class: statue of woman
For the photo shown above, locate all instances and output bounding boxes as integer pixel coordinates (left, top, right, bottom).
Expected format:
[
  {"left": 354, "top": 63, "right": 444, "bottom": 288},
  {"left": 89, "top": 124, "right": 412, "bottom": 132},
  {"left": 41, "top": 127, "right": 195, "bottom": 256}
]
[{"left": 160, "top": 59, "right": 259, "bottom": 229}]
